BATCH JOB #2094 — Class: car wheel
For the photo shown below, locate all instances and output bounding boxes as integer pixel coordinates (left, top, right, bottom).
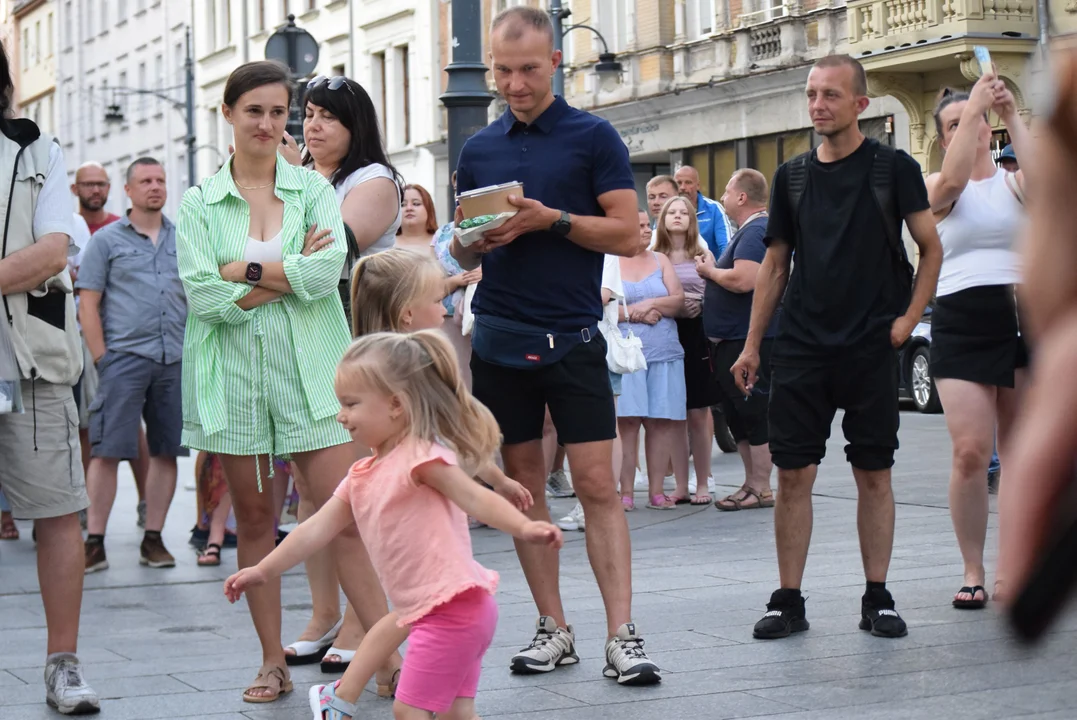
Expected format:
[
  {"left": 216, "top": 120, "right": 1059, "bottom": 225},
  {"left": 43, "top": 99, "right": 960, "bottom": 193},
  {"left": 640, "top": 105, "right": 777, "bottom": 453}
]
[
  {"left": 711, "top": 406, "right": 738, "bottom": 453},
  {"left": 910, "top": 347, "right": 942, "bottom": 414}
]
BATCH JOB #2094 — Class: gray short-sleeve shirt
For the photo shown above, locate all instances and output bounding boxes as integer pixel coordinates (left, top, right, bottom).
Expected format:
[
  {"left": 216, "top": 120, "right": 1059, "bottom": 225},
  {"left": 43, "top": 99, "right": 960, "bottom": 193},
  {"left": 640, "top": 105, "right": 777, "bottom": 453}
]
[{"left": 75, "top": 213, "right": 187, "bottom": 364}]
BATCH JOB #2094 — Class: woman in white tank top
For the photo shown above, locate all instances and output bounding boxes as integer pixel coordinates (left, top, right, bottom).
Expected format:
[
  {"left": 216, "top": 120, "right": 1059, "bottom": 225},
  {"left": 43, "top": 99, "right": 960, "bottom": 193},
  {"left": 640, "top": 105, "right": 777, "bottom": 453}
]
[{"left": 925, "top": 71, "right": 1030, "bottom": 610}]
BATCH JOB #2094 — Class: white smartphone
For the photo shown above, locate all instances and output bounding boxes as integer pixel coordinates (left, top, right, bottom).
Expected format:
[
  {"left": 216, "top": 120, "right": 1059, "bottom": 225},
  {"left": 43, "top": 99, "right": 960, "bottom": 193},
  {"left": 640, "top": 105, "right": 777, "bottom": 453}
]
[{"left": 973, "top": 46, "right": 993, "bottom": 77}]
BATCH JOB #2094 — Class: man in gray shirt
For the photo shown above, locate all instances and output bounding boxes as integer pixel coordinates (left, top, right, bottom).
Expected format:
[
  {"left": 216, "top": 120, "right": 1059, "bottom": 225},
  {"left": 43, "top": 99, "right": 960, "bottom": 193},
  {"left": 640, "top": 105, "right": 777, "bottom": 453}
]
[{"left": 75, "top": 157, "right": 187, "bottom": 572}]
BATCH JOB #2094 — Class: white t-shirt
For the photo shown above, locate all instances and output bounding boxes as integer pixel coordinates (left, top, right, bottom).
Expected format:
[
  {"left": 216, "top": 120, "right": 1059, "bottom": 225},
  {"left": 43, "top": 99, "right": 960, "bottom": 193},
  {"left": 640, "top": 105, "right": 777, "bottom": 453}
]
[
  {"left": 36, "top": 143, "right": 75, "bottom": 245},
  {"left": 68, "top": 213, "right": 92, "bottom": 272},
  {"left": 601, "top": 253, "right": 624, "bottom": 300},
  {"left": 335, "top": 163, "right": 402, "bottom": 257}
]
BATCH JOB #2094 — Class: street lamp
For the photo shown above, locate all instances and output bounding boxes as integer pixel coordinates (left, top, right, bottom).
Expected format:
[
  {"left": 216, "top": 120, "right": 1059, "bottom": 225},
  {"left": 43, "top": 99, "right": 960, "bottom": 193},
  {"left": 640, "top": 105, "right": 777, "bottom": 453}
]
[
  {"left": 549, "top": 1, "right": 623, "bottom": 97},
  {"left": 440, "top": 0, "right": 494, "bottom": 215},
  {"left": 103, "top": 27, "right": 197, "bottom": 187}
]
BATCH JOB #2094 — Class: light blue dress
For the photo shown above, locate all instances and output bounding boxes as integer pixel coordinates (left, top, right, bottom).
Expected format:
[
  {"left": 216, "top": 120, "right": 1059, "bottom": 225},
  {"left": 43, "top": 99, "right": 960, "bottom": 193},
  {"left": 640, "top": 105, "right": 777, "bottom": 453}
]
[{"left": 616, "top": 253, "right": 686, "bottom": 421}]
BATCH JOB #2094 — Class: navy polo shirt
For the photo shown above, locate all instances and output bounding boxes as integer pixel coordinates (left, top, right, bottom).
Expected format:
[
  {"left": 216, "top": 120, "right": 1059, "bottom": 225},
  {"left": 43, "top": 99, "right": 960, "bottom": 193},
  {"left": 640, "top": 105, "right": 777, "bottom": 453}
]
[{"left": 456, "top": 96, "right": 635, "bottom": 333}]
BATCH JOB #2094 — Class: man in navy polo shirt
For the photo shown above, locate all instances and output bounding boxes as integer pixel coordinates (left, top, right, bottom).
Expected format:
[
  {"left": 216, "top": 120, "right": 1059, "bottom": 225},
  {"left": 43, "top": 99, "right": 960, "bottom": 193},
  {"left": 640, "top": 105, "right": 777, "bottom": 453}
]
[{"left": 451, "top": 6, "right": 660, "bottom": 686}]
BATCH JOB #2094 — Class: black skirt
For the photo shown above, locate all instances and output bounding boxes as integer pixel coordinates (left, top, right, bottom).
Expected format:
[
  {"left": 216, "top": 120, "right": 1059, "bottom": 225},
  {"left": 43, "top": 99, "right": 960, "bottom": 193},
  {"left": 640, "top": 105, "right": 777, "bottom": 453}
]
[
  {"left": 930, "top": 284, "right": 1028, "bottom": 388},
  {"left": 676, "top": 316, "right": 721, "bottom": 410}
]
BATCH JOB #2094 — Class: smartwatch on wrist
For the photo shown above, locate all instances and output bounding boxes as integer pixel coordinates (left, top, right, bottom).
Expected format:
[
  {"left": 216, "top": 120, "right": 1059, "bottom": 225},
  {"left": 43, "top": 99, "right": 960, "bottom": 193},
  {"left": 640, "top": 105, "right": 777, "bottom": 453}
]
[
  {"left": 550, "top": 210, "right": 571, "bottom": 237},
  {"left": 245, "top": 262, "right": 263, "bottom": 286}
]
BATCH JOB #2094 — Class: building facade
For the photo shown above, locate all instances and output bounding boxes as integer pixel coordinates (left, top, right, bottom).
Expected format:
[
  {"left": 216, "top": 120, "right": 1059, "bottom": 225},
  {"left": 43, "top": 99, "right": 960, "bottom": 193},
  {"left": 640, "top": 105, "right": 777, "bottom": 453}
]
[
  {"left": 846, "top": 0, "right": 1075, "bottom": 172},
  {"left": 192, "top": 0, "right": 447, "bottom": 222},
  {"left": 554, "top": 0, "right": 907, "bottom": 205},
  {"left": 12, "top": 0, "right": 57, "bottom": 136},
  {"left": 55, "top": 0, "right": 192, "bottom": 217}
]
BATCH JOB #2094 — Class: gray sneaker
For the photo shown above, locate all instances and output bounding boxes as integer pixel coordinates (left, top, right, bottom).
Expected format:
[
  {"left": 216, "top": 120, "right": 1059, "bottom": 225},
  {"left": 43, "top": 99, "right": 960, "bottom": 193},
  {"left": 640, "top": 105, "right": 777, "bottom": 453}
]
[
  {"left": 603, "top": 622, "right": 661, "bottom": 685},
  {"left": 45, "top": 654, "right": 100, "bottom": 715},
  {"left": 509, "top": 616, "right": 579, "bottom": 674},
  {"left": 546, "top": 469, "right": 574, "bottom": 498}
]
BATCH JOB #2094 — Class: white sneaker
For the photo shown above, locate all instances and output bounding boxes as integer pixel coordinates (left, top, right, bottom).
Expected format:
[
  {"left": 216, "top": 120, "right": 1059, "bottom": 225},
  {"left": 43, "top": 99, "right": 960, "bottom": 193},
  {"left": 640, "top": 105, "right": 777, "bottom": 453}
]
[
  {"left": 603, "top": 623, "right": 661, "bottom": 685},
  {"left": 557, "top": 502, "right": 585, "bottom": 532},
  {"left": 634, "top": 469, "right": 648, "bottom": 491},
  {"left": 510, "top": 616, "right": 579, "bottom": 674},
  {"left": 688, "top": 467, "right": 698, "bottom": 495},
  {"left": 546, "top": 469, "right": 575, "bottom": 498},
  {"left": 44, "top": 654, "right": 100, "bottom": 715}
]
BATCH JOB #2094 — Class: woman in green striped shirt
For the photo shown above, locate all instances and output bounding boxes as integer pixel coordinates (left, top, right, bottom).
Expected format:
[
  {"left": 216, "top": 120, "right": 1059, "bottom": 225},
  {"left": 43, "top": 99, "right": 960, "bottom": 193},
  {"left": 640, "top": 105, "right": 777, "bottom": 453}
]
[{"left": 176, "top": 61, "right": 398, "bottom": 704}]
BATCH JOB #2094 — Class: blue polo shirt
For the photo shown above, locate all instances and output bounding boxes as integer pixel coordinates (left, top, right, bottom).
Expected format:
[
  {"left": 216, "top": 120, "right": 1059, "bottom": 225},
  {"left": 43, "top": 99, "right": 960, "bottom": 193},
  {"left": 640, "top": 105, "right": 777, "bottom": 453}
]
[{"left": 456, "top": 96, "right": 635, "bottom": 333}]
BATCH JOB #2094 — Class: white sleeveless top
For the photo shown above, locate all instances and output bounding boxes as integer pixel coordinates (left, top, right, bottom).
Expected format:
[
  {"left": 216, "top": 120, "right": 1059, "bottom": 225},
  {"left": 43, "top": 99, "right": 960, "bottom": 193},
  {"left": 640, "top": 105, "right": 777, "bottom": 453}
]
[
  {"left": 935, "top": 169, "right": 1024, "bottom": 297},
  {"left": 245, "top": 230, "right": 283, "bottom": 302}
]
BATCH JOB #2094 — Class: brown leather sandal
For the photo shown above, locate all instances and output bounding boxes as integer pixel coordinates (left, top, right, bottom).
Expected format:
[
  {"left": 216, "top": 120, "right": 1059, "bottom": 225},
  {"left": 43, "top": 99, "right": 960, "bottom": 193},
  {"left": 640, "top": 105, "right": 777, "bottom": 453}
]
[
  {"left": 242, "top": 664, "right": 293, "bottom": 704},
  {"left": 715, "top": 486, "right": 775, "bottom": 511}
]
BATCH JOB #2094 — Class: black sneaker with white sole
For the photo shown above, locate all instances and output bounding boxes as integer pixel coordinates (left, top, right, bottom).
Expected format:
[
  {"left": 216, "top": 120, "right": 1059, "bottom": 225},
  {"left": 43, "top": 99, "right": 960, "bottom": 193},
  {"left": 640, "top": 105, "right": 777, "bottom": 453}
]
[
  {"left": 860, "top": 588, "right": 907, "bottom": 638},
  {"left": 753, "top": 588, "right": 810, "bottom": 639},
  {"left": 603, "top": 623, "right": 661, "bottom": 685},
  {"left": 509, "top": 616, "right": 579, "bottom": 674}
]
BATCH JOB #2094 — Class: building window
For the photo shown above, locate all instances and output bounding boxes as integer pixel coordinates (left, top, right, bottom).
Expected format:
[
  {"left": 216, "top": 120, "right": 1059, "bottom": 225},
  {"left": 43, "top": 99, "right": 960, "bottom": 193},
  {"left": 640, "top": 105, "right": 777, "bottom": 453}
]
[
  {"left": 138, "top": 62, "right": 148, "bottom": 115},
  {"left": 47, "top": 12, "right": 54, "bottom": 56},
  {"left": 205, "top": 0, "right": 217, "bottom": 50},
  {"left": 118, "top": 71, "right": 128, "bottom": 110},
  {"left": 21, "top": 28, "right": 29, "bottom": 67},
  {"left": 686, "top": 0, "right": 715, "bottom": 40},
  {"left": 119, "top": 0, "right": 127, "bottom": 21},
  {"left": 34, "top": 20, "right": 41, "bottom": 63},
  {"left": 154, "top": 54, "right": 163, "bottom": 109},
  {"left": 208, "top": 107, "right": 219, "bottom": 153},
  {"left": 371, "top": 51, "right": 386, "bottom": 136},
  {"left": 63, "top": 1, "right": 72, "bottom": 49},
  {"left": 101, "top": 0, "right": 108, "bottom": 31},
  {"left": 86, "top": 0, "right": 94, "bottom": 37},
  {"left": 280, "top": 0, "right": 289, "bottom": 21},
  {"left": 305, "top": 0, "right": 316, "bottom": 10},
  {"left": 254, "top": 0, "right": 266, "bottom": 31},
  {"left": 596, "top": 0, "right": 632, "bottom": 53},
  {"left": 395, "top": 45, "right": 411, "bottom": 146},
  {"left": 218, "top": 0, "right": 231, "bottom": 45}
]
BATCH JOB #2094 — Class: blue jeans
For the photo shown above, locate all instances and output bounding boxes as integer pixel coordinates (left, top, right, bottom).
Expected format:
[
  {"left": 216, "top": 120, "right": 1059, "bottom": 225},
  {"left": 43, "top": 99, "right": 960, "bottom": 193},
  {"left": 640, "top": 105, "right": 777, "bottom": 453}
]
[{"left": 0, "top": 486, "right": 10, "bottom": 513}]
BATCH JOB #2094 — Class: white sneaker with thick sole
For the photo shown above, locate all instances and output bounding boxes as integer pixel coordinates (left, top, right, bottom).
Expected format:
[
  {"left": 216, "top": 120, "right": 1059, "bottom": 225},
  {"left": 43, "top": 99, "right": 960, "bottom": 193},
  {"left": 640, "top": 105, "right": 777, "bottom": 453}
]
[
  {"left": 546, "top": 469, "right": 575, "bottom": 498},
  {"left": 510, "top": 616, "right": 579, "bottom": 674},
  {"left": 603, "top": 623, "right": 661, "bottom": 686},
  {"left": 634, "top": 469, "right": 648, "bottom": 491},
  {"left": 45, "top": 654, "right": 100, "bottom": 715},
  {"left": 557, "top": 502, "right": 585, "bottom": 532}
]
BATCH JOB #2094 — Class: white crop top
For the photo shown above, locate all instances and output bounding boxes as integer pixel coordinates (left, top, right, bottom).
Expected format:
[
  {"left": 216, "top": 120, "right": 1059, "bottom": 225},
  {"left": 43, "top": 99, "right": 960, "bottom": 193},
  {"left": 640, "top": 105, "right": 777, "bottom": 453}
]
[
  {"left": 245, "top": 231, "right": 283, "bottom": 302},
  {"left": 935, "top": 169, "right": 1024, "bottom": 297}
]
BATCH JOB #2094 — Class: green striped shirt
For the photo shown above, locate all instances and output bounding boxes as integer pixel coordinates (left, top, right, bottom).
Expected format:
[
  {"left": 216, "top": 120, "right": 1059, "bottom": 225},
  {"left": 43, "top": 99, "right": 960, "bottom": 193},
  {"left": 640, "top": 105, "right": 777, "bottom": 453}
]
[{"left": 176, "top": 155, "right": 350, "bottom": 438}]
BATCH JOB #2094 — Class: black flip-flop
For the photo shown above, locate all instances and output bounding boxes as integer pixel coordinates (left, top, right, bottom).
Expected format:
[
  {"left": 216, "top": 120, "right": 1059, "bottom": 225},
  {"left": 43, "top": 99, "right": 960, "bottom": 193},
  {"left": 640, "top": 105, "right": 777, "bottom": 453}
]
[{"left": 953, "top": 585, "right": 988, "bottom": 609}]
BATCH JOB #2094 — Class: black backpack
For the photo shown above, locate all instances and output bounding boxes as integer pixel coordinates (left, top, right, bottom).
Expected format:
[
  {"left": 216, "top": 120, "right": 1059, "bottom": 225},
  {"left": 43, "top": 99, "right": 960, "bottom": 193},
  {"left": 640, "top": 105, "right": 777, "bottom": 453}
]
[{"left": 785, "top": 142, "right": 914, "bottom": 301}]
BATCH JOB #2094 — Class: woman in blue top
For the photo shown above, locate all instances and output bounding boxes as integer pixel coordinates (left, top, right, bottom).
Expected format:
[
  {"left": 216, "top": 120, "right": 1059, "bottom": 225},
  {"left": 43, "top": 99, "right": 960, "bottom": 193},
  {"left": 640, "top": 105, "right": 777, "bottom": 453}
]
[{"left": 615, "top": 211, "right": 687, "bottom": 511}]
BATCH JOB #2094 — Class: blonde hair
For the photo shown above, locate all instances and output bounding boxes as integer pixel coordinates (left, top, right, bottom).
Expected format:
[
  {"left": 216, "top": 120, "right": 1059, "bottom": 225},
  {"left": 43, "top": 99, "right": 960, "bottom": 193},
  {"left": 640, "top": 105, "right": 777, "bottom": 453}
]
[
  {"left": 653, "top": 195, "right": 703, "bottom": 258},
  {"left": 337, "top": 331, "right": 500, "bottom": 474},
  {"left": 350, "top": 248, "right": 446, "bottom": 337}
]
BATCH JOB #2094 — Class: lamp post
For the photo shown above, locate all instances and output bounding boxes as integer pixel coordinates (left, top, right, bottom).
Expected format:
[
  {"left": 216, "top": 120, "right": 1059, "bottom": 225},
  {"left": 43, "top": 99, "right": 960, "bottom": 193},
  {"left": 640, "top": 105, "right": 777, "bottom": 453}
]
[
  {"left": 549, "top": 0, "right": 623, "bottom": 98},
  {"left": 265, "top": 15, "right": 320, "bottom": 143},
  {"left": 104, "top": 27, "right": 197, "bottom": 187},
  {"left": 440, "top": 0, "right": 494, "bottom": 213}
]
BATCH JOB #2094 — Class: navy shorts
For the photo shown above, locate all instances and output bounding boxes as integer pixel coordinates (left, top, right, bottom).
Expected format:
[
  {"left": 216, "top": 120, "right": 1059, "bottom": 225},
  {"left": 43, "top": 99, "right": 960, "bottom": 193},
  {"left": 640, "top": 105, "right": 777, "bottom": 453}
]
[{"left": 89, "top": 351, "right": 188, "bottom": 459}]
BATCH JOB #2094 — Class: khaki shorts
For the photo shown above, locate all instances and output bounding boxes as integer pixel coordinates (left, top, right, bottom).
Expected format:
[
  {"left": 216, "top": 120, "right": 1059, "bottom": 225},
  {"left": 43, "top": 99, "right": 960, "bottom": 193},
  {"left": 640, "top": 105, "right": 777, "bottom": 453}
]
[{"left": 0, "top": 379, "right": 87, "bottom": 520}]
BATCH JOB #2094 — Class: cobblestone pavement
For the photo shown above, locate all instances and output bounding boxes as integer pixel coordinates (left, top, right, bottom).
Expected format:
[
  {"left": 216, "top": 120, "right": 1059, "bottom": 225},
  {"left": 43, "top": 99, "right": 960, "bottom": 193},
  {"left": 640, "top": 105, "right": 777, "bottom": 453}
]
[{"left": 1, "top": 410, "right": 1074, "bottom": 719}]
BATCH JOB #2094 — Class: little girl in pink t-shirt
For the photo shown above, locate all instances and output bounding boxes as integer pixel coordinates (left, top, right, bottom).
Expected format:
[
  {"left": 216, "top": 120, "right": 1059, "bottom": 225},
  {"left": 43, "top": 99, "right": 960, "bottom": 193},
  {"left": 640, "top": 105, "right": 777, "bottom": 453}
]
[{"left": 225, "top": 330, "right": 562, "bottom": 720}]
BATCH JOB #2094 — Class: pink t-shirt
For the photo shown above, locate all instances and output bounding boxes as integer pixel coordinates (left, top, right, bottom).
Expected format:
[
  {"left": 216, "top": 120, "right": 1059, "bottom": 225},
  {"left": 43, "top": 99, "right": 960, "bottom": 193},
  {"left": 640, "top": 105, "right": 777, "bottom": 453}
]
[{"left": 333, "top": 439, "right": 499, "bottom": 626}]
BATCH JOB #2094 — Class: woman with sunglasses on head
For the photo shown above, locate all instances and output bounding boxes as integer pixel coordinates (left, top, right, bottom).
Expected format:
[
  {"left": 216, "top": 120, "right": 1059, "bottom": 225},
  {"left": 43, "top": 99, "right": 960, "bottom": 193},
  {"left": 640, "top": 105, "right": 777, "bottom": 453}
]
[
  {"left": 272, "top": 73, "right": 405, "bottom": 682},
  {"left": 927, "top": 72, "right": 1030, "bottom": 610},
  {"left": 175, "top": 61, "right": 399, "bottom": 704}
]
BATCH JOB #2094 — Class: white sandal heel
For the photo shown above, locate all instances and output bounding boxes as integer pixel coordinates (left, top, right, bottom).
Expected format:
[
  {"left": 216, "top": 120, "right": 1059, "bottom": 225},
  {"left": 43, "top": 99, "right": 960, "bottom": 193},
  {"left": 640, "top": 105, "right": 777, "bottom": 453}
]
[{"left": 284, "top": 617, "right": 343, "bottom": 666}]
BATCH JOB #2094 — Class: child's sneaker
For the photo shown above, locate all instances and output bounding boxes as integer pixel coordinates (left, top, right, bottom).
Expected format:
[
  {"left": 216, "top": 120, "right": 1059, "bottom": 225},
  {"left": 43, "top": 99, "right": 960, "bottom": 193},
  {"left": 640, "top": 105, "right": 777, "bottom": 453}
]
[{"left": 309, "top": 681, "right": 357, "bottom": 720}]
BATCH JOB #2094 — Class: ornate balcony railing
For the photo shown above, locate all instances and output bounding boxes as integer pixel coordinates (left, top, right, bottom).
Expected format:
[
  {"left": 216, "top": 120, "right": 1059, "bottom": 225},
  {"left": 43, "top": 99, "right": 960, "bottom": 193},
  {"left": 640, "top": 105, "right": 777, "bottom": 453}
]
[{"left": 848, "top": 0, "right": 1038, "bottom": 52}]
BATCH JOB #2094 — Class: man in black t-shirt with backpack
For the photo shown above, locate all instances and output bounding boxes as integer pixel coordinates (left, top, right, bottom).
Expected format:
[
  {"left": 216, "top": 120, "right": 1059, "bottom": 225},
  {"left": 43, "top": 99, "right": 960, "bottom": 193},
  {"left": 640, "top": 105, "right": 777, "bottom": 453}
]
[{"left": 732, "top": 54, "right": 943, "bottom": 640}]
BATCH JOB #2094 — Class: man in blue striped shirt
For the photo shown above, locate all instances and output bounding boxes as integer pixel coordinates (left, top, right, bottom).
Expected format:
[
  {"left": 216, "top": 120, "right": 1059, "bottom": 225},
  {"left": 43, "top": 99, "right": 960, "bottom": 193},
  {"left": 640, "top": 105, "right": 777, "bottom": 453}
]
[{"left": 675, "top": 165, "right": 733, "bottom": 257}]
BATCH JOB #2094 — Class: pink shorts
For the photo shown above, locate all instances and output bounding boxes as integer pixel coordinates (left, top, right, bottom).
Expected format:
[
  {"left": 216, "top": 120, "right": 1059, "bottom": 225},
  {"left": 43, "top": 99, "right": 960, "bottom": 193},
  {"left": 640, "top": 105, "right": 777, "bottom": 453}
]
[{"left": 394, "top": 587, "right": 499, "bottom": 714}]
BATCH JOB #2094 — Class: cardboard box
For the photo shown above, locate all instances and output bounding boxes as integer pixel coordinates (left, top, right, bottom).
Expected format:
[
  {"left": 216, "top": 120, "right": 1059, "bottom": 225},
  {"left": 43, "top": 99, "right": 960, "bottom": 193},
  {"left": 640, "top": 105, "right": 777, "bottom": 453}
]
[{"left": 457, "top": 182, "right": 524, "bottom": 218}]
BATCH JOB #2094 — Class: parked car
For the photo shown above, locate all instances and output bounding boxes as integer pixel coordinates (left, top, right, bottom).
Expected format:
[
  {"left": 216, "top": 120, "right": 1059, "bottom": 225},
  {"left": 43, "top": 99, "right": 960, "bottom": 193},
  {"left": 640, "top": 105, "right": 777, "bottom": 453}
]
[{"left": 898, "top": 305, "right": 942, "bottom": 413}]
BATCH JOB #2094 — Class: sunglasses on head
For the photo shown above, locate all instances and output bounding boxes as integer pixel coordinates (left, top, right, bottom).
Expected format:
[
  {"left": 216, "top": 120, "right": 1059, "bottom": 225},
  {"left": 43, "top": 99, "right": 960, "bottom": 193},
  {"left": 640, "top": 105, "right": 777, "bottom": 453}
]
[{"left": 306, "top": 75, "right": 356, "bottom": 96}]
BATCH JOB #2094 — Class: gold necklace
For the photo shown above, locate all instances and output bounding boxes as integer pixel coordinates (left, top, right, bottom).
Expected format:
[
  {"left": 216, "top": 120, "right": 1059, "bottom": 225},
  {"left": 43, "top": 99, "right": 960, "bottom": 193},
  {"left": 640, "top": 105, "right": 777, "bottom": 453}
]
[{"left": 233, "top": 178, "right": 275, "bottom": 190}]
